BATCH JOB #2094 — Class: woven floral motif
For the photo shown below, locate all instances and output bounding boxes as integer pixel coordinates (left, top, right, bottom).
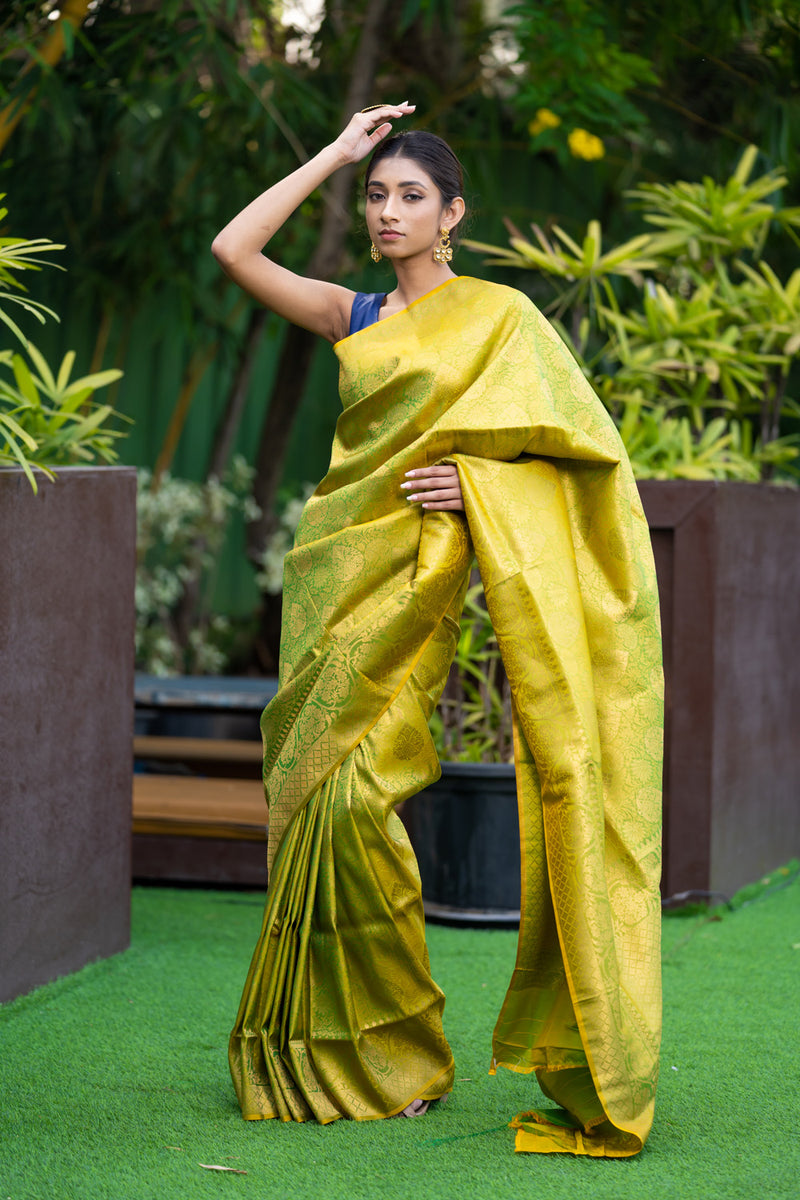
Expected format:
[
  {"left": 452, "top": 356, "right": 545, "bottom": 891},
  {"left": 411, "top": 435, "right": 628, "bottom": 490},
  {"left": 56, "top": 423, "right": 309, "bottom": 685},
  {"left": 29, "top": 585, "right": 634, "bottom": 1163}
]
[{"left": 229, "top": 278, "right": 663, "bottom": 1155}]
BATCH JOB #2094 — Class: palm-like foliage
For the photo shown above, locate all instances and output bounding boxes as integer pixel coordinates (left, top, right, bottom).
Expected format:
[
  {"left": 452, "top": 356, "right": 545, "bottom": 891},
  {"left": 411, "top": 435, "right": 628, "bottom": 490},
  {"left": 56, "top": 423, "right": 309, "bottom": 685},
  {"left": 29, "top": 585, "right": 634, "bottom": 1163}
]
[
  {"left": 0, "top": 344, "right": 124, "bottom": 484},
  {"left": 468, "top": 146, "right": 800, "bottom": 481},
  {"left": 466, "top": 220, "right": 661, "bottom": 323},
  {"left": 628, "top": 147, "right": 800, "bottom": 262},
  {"left": 0, "top": 197, "right": 63, "bottom": 344},
  {"left": 0, "top": 201, "right": 125, "bottom": 490}
]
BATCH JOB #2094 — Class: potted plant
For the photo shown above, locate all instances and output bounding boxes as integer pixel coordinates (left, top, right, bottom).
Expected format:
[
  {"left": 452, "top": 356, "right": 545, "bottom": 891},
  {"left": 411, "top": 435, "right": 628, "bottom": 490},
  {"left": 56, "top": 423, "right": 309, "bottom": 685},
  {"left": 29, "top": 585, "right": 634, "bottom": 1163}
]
[
  {"left": 403, "top": 576, "right": 522, "bottom": 925},
  {"left": 462, "top": 147, "right": 800, "bottom": 900},
  {"left": 0, "top": 199, "right": 137, "bottom": 1002}
]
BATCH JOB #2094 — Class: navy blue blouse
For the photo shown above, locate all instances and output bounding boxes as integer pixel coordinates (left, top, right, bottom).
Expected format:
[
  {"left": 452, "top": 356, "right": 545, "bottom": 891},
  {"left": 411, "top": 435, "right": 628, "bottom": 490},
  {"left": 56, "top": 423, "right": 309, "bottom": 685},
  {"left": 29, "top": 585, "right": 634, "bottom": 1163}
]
[{"left": 348, "top": 292, "right": 386, "bottom": 336}]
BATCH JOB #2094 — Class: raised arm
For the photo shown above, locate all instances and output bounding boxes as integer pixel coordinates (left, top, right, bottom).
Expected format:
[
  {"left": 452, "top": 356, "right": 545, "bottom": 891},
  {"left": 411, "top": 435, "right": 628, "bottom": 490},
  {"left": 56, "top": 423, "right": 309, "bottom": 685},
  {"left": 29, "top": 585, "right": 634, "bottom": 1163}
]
[{"left": 211, "top": 103, "right": 415, "bottom": 343}]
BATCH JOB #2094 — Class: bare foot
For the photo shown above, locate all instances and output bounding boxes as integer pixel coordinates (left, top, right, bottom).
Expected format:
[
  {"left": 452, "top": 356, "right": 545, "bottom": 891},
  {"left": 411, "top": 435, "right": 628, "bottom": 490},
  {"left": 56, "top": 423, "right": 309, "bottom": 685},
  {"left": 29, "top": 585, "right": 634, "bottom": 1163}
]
[
  {"left": 399, "top": 1098, "right": 431, "bottom": 1118},
  {"left": 395, "top": 1093, "right": 449, "bottom": 1118}
]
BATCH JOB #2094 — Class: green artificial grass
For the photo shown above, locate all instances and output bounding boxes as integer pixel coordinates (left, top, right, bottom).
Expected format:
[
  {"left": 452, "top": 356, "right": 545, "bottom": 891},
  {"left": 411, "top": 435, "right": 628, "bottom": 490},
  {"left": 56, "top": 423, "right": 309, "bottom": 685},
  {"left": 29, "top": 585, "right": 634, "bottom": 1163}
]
[{"left": 2, "top": 868, "right": 799, "bottom": 1200}]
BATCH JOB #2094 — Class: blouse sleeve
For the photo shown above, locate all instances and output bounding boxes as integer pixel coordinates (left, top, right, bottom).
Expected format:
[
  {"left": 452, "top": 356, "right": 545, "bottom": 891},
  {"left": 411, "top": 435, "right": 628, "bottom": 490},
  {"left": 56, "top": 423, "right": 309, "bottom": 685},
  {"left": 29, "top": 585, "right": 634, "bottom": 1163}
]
[{"left": 348, "top": 292, "right": 386, "bottom": 336}]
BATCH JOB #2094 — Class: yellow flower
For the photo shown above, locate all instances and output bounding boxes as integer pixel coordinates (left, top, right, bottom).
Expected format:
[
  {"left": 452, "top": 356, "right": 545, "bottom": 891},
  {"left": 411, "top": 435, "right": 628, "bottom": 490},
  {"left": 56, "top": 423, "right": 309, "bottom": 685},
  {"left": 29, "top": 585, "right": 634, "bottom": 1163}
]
[
  {"left": 568, "top": 128, "right": 606, "bottom": 161},
  {"left": 528, "top": 108, "right": 562, "bottom": 137}
]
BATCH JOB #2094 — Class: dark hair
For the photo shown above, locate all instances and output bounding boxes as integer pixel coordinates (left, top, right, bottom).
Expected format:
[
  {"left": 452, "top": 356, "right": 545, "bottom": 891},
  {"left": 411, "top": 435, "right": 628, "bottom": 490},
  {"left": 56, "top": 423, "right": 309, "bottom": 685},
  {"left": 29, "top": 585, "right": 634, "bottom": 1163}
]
[{"left": 365, "top": 131, "right": 467, "bottom": 237}]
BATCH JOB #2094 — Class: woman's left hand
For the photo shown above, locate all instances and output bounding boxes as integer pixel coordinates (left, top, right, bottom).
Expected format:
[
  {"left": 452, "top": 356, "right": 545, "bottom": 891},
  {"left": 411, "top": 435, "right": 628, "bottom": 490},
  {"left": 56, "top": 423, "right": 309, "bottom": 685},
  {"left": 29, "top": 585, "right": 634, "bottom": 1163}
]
[{"left": 401, "top": 465, "right": 464, "bottom": 511}]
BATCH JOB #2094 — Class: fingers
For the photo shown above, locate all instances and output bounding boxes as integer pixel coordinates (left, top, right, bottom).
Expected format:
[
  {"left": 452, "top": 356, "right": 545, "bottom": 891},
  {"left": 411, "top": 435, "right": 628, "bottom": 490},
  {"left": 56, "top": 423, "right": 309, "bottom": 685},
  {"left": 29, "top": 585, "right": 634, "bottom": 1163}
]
[
  {"left": 410, "top": 495, "right": 464, "bottom": 510},
  {"left": 356, "top": 102, "right": 415, "bottom": 135},
  {"left": 368, "top": 121, "right": 393, "bottom": 146},
  {"left": 401, "top": 465, "right": 464, "bottom": 511},
  {"left": 359, "top": 102, "right": 415, "bottom": 123},
  {"left": 402, "top": 465, "right": 459, "bottom": 489},
  {"left": 338, "top": 104, "right": 415, "bottom": 164}
]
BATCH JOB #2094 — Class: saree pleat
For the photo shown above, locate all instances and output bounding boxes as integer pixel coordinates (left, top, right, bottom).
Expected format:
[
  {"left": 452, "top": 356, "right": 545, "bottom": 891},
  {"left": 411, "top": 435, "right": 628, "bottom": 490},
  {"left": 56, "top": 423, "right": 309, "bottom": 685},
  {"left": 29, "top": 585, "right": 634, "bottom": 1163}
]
[
  {"left": 229, "top": 277, "right": 663, "bottom": 1155},
  {"left": 230, "top": 514, "right": 471, "bottom": 1121},
  {"left": 230, "top": 692, "right": 464, "bottom": 1121}
]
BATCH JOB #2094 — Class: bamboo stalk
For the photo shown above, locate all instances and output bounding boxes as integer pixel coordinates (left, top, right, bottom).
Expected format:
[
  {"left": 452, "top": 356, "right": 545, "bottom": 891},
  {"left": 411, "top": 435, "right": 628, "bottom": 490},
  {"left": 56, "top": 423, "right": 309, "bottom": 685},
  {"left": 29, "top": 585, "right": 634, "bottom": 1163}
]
[
  {"left": 89, "top": 306, "right": 114, "bottom": 375},
  {"left": 151, "top": 290, "right": 247, "bottom": 488},
  {"left": 206, "top": 306, "right": 268, "bottom": 480},
  {"left": 151, "top": 342, "right": 219, "bottom": 490}
]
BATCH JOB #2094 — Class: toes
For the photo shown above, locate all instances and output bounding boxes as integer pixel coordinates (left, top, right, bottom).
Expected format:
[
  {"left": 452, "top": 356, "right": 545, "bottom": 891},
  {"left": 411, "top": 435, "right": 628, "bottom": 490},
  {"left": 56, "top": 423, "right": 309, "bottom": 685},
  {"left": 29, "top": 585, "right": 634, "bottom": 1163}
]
[{"left": 401, "top": 1098, "right": 431, "bottom": 1117}]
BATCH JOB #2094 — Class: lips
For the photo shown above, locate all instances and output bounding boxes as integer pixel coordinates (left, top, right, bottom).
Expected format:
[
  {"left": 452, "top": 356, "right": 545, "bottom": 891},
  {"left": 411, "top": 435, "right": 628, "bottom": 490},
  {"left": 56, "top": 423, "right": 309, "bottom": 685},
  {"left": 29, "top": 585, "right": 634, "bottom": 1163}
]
[{"left": 379, "top": 230, "right": 403, "bottom": 240}]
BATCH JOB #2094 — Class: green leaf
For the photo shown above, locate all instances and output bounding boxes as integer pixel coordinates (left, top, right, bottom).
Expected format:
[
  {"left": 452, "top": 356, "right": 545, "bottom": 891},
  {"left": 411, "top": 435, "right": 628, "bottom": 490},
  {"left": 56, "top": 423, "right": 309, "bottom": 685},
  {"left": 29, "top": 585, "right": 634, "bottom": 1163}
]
[
  {"left": 582, "top": 220, "right": 600, "bottom": 267},
  {"left": 552, "top": 225, "right": 584, "bottom": 259},
  {"left": 0, "top": 304, "right": 35, "bottom": 347},
  {"left": 0, "top": 410, "right": 39, "bottom": 451},
  {"left": 22, "top": 341, "right": 56, "bottom": 396},
  {"left": 11, "top": 354, "right": 40, "bottom": 406},
  {"left": 55, "top": 351, "right": 77, "bottom": 394},
  {"left": 62, "top": 19, "right": 75, "bottom": 59},
  {"left": 61, "top": 368, "right": 124, "bottom": 397}
]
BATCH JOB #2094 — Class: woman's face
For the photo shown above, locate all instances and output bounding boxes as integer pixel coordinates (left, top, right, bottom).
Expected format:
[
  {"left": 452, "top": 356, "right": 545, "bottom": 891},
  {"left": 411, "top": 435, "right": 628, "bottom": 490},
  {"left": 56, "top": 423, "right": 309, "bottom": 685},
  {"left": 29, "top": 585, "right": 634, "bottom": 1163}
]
[{"left": 365, "top": 155, "right": 460, "bottom": 262}]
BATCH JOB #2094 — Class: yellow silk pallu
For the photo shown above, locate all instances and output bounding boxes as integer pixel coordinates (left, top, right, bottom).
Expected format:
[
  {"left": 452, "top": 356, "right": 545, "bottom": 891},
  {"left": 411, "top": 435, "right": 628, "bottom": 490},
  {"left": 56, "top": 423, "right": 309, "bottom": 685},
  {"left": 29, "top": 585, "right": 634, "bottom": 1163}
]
[{"left": 229, "top": 277, "right": 663, "bottom": 1156}]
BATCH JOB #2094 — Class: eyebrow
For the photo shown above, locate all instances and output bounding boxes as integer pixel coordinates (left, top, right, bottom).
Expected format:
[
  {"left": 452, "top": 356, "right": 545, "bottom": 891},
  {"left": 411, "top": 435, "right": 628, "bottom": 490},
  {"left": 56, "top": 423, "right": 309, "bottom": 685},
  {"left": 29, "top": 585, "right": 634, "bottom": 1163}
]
[{"left": 367, "top": 179, "right": 429, "bottom": 189}]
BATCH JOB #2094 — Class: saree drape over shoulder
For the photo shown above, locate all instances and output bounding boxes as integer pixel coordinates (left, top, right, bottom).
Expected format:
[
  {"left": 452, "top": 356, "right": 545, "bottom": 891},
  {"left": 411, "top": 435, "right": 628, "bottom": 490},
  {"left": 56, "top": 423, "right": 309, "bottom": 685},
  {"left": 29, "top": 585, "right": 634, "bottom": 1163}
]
[{"left": 229, "top": 277, "right": 663, "bottom": 1156}]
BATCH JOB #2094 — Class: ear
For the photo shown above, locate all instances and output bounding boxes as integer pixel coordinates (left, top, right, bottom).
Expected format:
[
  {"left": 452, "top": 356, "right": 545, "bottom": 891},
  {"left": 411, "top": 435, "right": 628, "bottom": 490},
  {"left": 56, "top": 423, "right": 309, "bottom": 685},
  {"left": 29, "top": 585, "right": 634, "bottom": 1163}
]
[{"left": 442, "top": 196, "right": 466, "bottom": 231}]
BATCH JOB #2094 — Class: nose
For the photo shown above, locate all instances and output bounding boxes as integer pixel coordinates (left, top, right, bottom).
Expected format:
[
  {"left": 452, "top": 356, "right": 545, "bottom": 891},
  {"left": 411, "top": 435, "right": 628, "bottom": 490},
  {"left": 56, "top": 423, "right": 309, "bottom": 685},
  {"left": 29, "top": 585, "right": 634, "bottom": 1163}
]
[{"left": 380, "top": 195, "right": 399, "bottom": 223}]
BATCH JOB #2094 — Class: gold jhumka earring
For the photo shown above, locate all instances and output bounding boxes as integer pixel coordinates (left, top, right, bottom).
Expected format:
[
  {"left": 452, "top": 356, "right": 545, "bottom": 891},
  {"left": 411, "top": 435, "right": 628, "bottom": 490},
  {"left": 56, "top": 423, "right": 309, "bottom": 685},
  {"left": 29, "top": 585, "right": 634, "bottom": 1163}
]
[
  {"left": 433, "top": 227, "right": 453, "bottom": 263},
  {"left": 370, "top": 242, "right": 382, "bottom": 262}
]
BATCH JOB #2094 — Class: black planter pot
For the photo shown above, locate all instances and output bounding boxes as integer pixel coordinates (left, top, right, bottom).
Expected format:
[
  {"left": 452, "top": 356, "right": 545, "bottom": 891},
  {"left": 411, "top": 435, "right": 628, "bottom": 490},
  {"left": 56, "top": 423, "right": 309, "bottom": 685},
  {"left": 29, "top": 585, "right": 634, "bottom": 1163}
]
[{"left": 404, "top": 761, "right": 519, "bottom": 927}]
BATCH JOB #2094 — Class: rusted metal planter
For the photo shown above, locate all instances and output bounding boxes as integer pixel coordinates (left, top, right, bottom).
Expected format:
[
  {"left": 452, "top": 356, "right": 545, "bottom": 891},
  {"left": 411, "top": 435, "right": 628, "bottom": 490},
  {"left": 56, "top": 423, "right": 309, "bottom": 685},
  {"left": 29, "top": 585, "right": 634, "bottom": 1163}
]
[
  {"left": 0, "top": 466, "right": 137, "bottom": 1002},
  {"left": 640, "top": 479, "right": 800, "bottom": 899}
]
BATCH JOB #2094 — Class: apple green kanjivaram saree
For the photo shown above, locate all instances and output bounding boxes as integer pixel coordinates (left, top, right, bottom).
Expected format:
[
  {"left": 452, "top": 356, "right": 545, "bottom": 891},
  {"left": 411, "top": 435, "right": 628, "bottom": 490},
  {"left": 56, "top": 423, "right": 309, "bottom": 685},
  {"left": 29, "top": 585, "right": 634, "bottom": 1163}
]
[{"left": 229, "top": 277, "right": 663, "bottom": 1156}]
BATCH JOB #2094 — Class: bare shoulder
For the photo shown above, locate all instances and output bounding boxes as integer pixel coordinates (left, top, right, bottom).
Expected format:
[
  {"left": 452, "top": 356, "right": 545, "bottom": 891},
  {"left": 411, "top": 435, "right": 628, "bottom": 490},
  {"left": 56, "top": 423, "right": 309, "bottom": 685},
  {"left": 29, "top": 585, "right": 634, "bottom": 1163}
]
[{"left": 210, "top": 247, "right": 356, "bottom": 343}]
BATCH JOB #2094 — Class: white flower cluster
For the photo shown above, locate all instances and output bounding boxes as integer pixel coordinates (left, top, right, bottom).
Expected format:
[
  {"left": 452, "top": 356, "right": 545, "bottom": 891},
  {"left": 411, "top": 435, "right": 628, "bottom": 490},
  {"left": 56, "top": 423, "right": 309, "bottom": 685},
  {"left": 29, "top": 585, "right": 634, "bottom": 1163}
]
[{"left": 135, "top": 457, "right": 260, "bottom": 675}]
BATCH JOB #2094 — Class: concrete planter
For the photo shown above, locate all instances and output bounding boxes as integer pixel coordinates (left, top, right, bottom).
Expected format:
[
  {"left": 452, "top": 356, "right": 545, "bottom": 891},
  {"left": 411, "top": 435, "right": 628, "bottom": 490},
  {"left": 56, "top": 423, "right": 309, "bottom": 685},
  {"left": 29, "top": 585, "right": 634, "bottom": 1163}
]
[{"left": 0, "top": 466, "right": 137, "bottom": 1003}]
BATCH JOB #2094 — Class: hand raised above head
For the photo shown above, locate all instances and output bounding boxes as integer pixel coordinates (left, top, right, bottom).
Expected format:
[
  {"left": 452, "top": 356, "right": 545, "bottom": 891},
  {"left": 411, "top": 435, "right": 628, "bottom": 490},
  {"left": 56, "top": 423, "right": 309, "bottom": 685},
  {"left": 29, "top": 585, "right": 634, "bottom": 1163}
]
[
  {"left": 334, "top": 103, "right": 416, "bottom": 165},
  {"left": 401, "top": 463, "right": 464, "bottom": 512}
]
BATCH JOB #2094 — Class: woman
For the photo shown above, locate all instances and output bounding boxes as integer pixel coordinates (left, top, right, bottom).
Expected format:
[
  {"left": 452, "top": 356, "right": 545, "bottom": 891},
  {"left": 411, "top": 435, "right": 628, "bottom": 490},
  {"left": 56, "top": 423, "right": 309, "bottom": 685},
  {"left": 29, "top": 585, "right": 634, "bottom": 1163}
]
[{"left": 212, "top": 104, "right": 664, "bottom": 1156}]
